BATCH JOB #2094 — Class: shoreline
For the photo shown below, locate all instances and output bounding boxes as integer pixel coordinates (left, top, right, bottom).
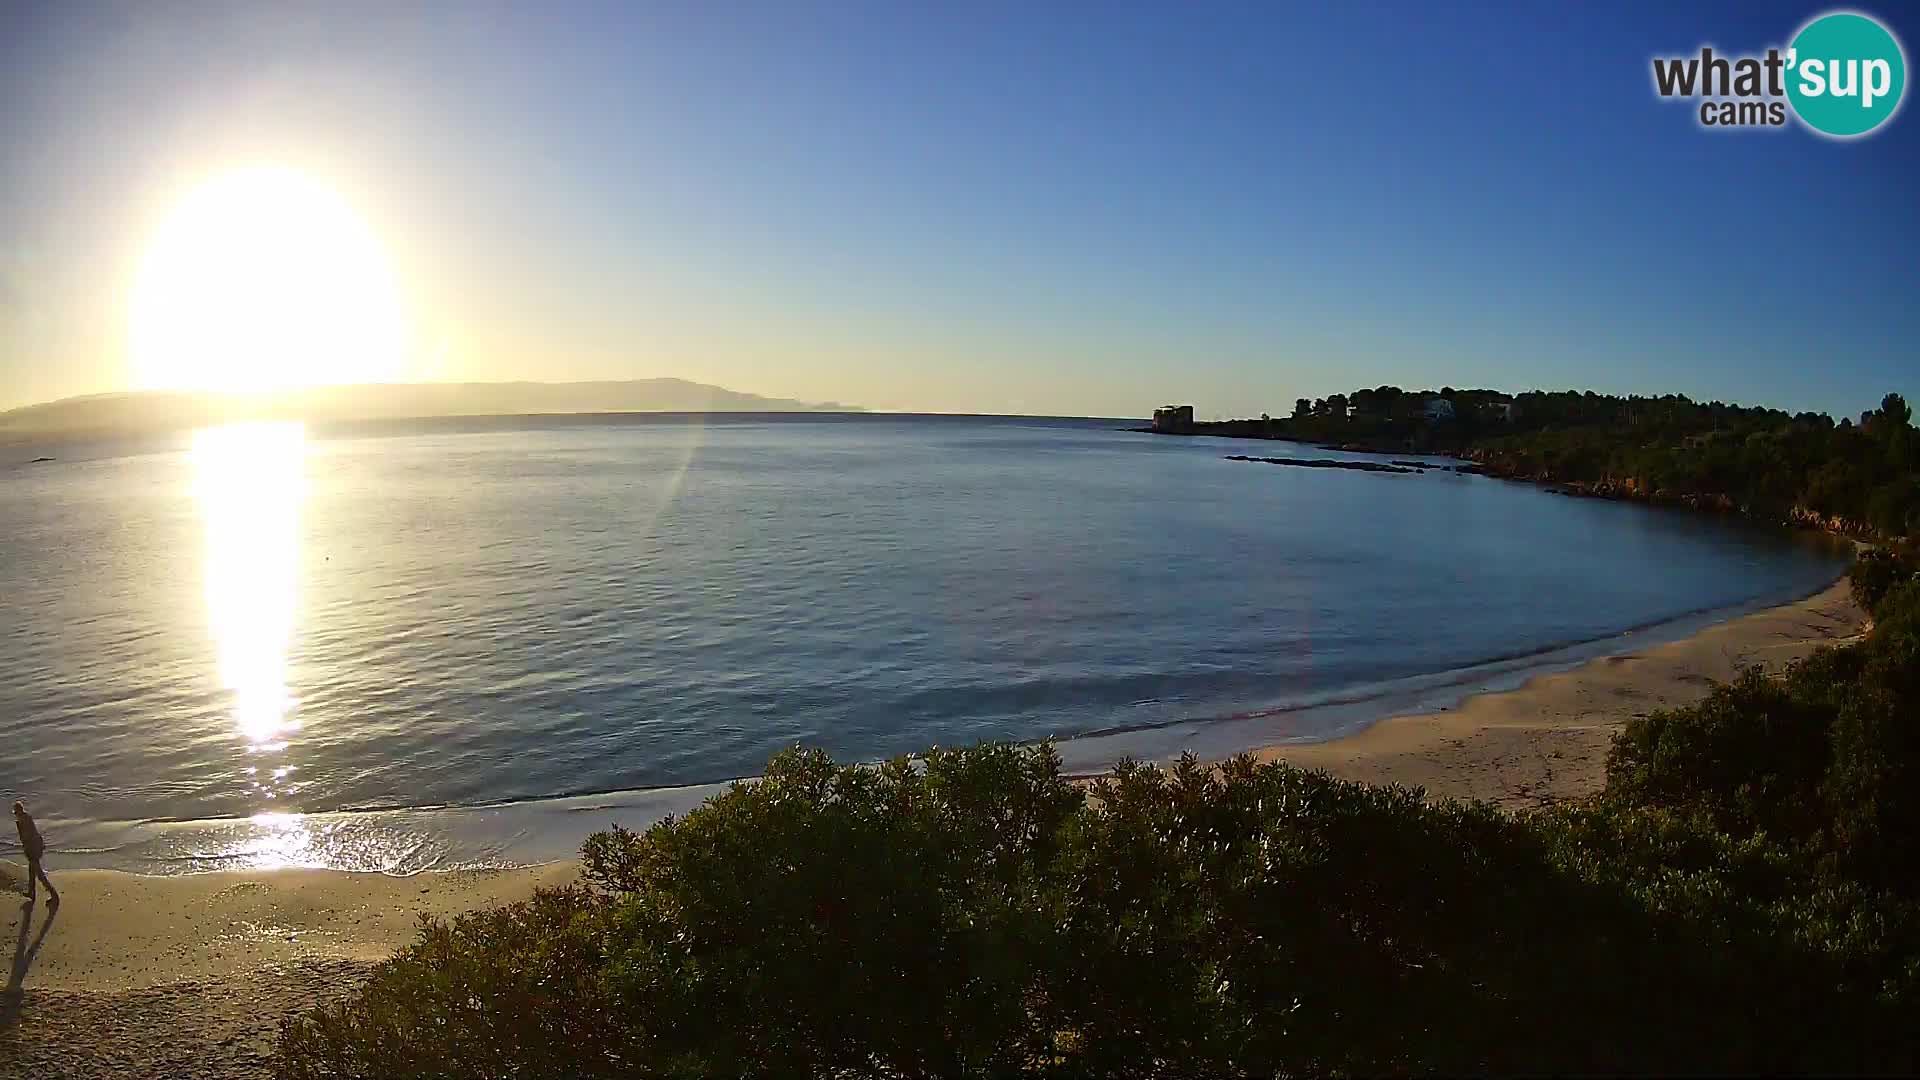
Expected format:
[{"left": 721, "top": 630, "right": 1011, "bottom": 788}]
[
  {"left": 1, "top": 576, "right": 1869, "bottom": 1074},
  {"left": 1252, "top": 574, "right": 1865, "bottom": 808},
  {"left": 27, "top": 569, "right": 1848, "bottom": 879},
  {"left": 6, "top": 576, "right": 1868, "bottom": 985}
]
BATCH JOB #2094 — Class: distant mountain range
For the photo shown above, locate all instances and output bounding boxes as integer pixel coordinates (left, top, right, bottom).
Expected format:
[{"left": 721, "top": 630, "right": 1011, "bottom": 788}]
[{"left": 0, "top": 379, "right": 862, "bottom": 441}]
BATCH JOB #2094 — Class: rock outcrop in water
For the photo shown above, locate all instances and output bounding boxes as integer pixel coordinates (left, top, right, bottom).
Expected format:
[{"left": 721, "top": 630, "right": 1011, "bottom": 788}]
[
  {"left": 1223, "top": 454, "right": 1488, "bottom": 477},
  {"left": 1225, "top": 455, "right": 1417, "bottom": 474}
]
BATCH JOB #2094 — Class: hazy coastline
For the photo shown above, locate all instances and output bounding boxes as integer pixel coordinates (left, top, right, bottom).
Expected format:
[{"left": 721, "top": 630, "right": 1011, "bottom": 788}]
[{"left": 0, "top": 379, "right": 865, "bottom": 446}]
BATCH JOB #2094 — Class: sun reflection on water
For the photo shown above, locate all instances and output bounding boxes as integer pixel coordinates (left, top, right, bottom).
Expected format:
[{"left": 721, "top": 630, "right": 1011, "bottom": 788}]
[
  {"left": 192, "top": 422, "right": 306, "bottom": 760},
  {"left": 243, "top": 811, "right": 316, "bottom": 870},
  {"left": 188, "top": 423, "right": 426, "bottom": 872}
]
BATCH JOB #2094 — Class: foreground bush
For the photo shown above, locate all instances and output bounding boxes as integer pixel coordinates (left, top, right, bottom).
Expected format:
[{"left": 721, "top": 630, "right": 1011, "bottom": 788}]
[
  {"left": 1852, "top": 545, "right": 1919, "bottom": 616},
  {"left": 278, "top": 750, "right": 1920, "bottom": 1077},
  {"left": 1608, "top": 566, "right": 1920, "bottom": 888},
  {"left": 275, "top": 886, "right": 621, "bottom": 1078}
]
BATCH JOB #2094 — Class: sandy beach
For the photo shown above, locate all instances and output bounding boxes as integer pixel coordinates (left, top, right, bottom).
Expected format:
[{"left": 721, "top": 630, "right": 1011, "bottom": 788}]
[
  {"left": 1256, "top": 576, "right": 1866, "bottom": 808},
  {"left": 0, "top": 577, "right": 1868, "bottom": 1078},
  {"left": 1, "top": 863, "right": 573, "bottom": 1078}
]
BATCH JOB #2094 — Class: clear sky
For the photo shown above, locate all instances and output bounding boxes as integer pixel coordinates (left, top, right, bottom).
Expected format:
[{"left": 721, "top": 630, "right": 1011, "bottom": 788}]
[{"left": 2, "top": 0, "right": 1915, "bottom": 418}]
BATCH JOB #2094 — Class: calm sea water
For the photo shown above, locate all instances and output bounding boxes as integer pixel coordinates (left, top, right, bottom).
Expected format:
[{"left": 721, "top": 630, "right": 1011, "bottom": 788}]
[{"left": 0, "top": 414, "right": 1844, "bottom": 873}]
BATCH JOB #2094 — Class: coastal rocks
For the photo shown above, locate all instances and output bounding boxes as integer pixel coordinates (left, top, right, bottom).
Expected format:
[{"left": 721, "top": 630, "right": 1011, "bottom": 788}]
[
  {"left": 1557, "top": 478, "right": 1646, "bottom": 501},
  {"left": 1225, "top": 455, "right": 1417, "bottom": 474},
  {"left": 1224, "top": 454, "right": 1486, "bottom": 477},
  {"left": 1547, "top": 478, "right": 1743, "bottom": 513},
  {"left": 1472, "top": 460, "right": 1881, "bottom": 541},
  {"left": 1788, "top": 505, "right": 1876, "bottom": 538}
]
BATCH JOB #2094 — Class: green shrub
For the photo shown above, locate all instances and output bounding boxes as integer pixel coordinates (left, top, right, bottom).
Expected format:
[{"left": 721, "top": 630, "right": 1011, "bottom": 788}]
[
  {"left": 277, "top": 886, "right": 624, "bottom": 1079},
  {"left": 1823, "top": 626, "right": 1920, "bottom": 887},
  {"left": 276, "top": 744, "right": 1920, "bottom": 1078},
  {"left": 1872, "top": 575, "right": 1920, "bottom": 634},
  {"left": 1605, "top": 666, "right": 1835, "bottom": 848},
  {"left": 1605, "top": 569, "right": 1920, "bottom": 889},
  {"left": 580, "top": 743, "right": 1082, "bottom": 1077},
  {"left": 1851, "top": 546, "right": 1918, "bottom": 617}
]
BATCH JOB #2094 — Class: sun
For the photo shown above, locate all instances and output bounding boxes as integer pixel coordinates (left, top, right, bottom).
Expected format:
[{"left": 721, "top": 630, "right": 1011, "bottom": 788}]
[{"left": 128, "top": 167, "right": 409, "bottom": 394}]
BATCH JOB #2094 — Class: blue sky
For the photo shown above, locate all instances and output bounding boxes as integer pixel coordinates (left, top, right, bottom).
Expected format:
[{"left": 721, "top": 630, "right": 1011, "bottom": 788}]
[{"left": 1, "top": 0, "right": 1915, "bottom": 417}]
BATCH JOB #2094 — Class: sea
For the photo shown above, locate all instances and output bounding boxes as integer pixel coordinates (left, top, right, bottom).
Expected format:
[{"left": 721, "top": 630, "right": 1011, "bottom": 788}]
[{"left": 0, "top": 413, "right": 1847, "bottom": 874}]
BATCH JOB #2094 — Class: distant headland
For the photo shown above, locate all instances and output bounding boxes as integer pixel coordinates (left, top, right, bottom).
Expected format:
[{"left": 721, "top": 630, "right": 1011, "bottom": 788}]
[
  {"left": 0, "top": 378, "right": 863, "bottom": 443},
  {"left": 1138, "top": 386, "right": 1918, "bottom": 544}
]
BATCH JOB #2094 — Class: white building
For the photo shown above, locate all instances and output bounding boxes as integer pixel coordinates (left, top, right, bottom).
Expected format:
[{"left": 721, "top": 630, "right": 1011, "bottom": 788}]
[
  {"left": 1423, "top": 397, "right": 1455, "bottom": 422},
  {"left": 1152, "top": 404, "right": 1195, "bottom": 433}
]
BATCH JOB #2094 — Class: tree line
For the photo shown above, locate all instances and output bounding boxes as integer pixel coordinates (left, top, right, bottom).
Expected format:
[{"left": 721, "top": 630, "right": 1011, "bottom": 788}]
[{"left": 1252, "top": 387, "right": 1919, "bottom": 538}]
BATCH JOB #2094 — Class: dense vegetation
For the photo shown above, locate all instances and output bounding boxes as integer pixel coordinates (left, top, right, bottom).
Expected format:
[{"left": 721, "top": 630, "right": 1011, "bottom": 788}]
[
  {"left": 1205, "top": 387, "right": 1919, "bottom": 538},
  {"left": 279, "top": 553, "right": 1920, "bottom": 1078}
]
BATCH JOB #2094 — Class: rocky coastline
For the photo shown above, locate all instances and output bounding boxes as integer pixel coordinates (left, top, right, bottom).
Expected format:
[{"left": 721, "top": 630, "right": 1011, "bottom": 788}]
[
  {"left": 1456, "top": 447, "right": 1884, "bottom": 542},
  {"left": 1139, "top": 424, "right": 1890, "bottom": 548}
]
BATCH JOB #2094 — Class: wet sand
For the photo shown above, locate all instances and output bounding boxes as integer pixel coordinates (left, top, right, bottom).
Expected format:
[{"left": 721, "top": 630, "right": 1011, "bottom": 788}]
[{"left": 0, "top": 577, "right": 1868, "bottom": 1077}]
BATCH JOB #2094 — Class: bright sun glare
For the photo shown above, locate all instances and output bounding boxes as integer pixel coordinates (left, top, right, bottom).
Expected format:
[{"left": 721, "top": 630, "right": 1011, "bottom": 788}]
[
  {"left": 129, "top": 167, "right": 408, "bottom": 393},
  {"left": 193, "top": 421, "right": 306, "bottom": 749}
]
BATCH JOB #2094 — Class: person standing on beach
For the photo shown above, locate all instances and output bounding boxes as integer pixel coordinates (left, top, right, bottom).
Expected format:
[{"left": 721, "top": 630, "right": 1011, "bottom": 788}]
[{"left": 13, "top": 801, "right": 56, "bottom": 906}]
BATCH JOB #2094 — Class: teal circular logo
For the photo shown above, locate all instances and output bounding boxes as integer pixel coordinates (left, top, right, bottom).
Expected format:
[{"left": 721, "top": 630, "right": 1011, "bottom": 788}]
[{"left": 1787, "top": 12, "right": 1907, "bottom": 137}]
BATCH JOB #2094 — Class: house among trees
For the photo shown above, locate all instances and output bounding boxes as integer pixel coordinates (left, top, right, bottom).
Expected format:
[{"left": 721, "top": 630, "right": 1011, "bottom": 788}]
[
  {"left": 1152, "top": 404, "right": 1195, "bottom": 433},
  {"left": 1423, "top": 396, "right": 1455, "bottom": 422}
]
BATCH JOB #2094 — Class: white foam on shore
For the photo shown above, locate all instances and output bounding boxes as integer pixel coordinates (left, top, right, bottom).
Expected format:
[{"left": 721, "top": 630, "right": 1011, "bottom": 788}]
[{"left": 38, "top": 782, "right": 735, "bottom": 876}]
